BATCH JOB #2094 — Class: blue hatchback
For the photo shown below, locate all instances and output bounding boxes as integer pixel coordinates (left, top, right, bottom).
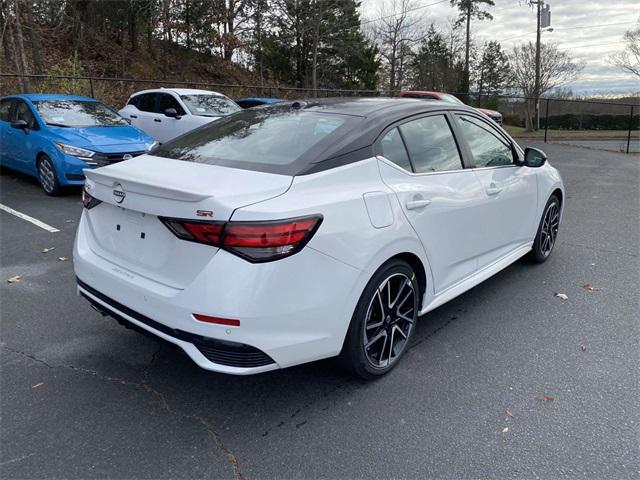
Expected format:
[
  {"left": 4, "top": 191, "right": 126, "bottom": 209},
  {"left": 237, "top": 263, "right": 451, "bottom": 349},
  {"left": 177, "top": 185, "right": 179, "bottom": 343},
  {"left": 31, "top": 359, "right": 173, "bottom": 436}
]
[{"left": 0, "top": 94, "right": 156, "bottom": 195}]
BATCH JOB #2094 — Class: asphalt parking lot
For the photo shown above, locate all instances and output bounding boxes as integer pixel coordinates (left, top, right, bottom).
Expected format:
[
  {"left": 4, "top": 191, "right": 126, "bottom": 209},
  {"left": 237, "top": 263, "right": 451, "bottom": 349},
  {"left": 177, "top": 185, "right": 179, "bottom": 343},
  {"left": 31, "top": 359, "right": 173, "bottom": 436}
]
[{"left": 1, "top": 143, "right": 638, "bottom": 480}]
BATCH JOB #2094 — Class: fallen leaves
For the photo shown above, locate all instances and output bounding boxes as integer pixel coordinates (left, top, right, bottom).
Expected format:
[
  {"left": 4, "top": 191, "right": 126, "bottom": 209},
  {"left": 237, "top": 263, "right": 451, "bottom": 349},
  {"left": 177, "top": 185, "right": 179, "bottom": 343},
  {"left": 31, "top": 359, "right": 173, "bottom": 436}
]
[
  {"left": 555, "top": 293, "right": 568, "bottom": 300},
  {"left": 581, "top": 284, "right": 600, "bottom": 292},
  {"left": 57, "top": 256, "right": 69, "bottom": 262},
  {"left": 7, "top": 275, "right": 22, "bottom": 284},
  {"left": 42, "top": 247, "right": 55, "bottom": 253},
  {"left": 501, "top": 427, "right": 509, "bottom": 433},
  {"left": 535, "top": 395, "right": 555, "bottom": 402}
]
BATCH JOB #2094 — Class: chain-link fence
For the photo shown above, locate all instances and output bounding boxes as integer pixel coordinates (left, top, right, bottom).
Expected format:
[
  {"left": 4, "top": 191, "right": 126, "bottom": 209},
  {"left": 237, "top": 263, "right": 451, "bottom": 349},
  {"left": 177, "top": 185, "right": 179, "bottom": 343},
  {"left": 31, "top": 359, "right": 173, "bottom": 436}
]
[{"left": 2, "top": 73, "right": 638, "bottom": 154}]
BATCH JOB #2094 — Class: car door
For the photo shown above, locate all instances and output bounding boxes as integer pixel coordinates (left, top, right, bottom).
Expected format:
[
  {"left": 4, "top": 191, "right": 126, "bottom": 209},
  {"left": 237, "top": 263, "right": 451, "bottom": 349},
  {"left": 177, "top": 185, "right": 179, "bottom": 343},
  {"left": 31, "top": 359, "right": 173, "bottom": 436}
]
[
  {"left": 3, "top": 99, "right": 40, "bottom": 172},
  {"left": 453, "top": 113, "right": 538, "bottom": 268},
  {"left": 156, "top": 93, "right": 190, "bottom": 142},
  {"left": 0, "top": 98, "right": 17, "bottom": 164},
  {"left": 376, "top": 112, "right": 488, "bottom": 294},
  {"left": 124, "top": 93, "right": 161, "bottom": 140}
]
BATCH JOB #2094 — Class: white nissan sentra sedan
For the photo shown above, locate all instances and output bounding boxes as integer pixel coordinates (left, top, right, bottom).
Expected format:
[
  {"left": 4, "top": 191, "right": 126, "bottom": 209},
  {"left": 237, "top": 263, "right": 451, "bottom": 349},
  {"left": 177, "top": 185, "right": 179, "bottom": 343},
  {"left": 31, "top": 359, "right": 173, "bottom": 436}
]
[{"left": 74, "top": 98, "right": 564, "bottom": 378}]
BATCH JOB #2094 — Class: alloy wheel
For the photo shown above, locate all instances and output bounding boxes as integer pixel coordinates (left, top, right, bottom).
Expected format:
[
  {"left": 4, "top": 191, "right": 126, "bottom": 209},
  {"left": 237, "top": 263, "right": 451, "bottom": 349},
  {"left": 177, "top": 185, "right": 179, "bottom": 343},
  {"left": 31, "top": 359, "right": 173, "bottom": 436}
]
[
  {"left": 362, "top": 273, "right": 417, "bottom": 369},
  {"left": 38, "top": 158, "right": 56, "bottom": 194},
  {"left": 539, "top": 202, "right": 559, "bottom": 257}
]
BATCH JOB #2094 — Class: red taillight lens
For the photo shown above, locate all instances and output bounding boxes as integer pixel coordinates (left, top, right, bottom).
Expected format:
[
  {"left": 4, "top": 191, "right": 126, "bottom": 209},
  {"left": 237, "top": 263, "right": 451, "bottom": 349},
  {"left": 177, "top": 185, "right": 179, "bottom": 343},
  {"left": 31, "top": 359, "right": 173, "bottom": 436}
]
[
  {"left": 82, "top": 188, "right": 102, "bottom": 209},
  {"left": 159, "top": 215, "right": 322, "bottom": 262}
]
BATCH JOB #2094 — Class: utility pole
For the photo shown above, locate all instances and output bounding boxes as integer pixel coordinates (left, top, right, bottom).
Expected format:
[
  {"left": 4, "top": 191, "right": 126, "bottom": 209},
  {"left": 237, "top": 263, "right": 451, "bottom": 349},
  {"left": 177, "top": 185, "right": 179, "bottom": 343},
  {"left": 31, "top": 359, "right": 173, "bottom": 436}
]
[
  {"left": 534, "top": 0, "right": 542, "bottom": 131},
  {"left": 535, "top": 2, "right": 551, "bottom": 130}
]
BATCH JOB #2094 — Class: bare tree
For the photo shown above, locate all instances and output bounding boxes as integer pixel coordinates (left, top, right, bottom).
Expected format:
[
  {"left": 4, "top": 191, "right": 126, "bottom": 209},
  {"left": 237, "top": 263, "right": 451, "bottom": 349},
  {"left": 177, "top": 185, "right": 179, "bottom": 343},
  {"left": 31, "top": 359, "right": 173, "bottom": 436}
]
[
  {"left": 510, "top": 41, "right": 583, "bottom": 131},
  {"left": 608, "top": 22, "right": 640, "bottom": 79},
  {"left": 372, "top": 0, "right": 421, "bottom": 91}
]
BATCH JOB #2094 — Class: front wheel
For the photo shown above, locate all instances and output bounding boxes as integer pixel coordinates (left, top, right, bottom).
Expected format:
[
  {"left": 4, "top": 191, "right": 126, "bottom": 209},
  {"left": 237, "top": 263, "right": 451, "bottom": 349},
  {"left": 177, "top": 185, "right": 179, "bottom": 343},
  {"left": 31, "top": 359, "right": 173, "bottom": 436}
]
[
  {"left": 37, "top": 155, "right": 62, "bottom": 196},
  {"left": 529, "top": 194, "right": 560, "bottom": 263},
  {"left": 340, "top": 259, "right": 419, "bottom": 379}
]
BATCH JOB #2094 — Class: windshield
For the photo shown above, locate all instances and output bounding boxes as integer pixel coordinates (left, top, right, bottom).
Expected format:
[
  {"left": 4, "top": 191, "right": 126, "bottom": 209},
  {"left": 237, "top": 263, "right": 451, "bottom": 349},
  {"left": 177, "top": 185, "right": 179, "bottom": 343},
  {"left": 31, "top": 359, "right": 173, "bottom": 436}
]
[
  {"left": 33, "top": 100, "right": 127, "bottom": 127},
  {"left": 154, "top": 107, "right": 358, "bottom": 174},
  {"left": 440, "top": 94, "right": 464, "bottom": 105},
  {"left": 179, "top": 95, "right": 241, "bottom": 117}
]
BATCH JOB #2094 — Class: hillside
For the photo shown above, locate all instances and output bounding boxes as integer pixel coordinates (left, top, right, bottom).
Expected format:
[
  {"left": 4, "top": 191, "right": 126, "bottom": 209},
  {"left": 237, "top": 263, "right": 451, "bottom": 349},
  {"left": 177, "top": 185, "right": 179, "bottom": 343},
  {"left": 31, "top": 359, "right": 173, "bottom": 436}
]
[{"left": 1, "top": 29, "right": 266, "bottom": 108}]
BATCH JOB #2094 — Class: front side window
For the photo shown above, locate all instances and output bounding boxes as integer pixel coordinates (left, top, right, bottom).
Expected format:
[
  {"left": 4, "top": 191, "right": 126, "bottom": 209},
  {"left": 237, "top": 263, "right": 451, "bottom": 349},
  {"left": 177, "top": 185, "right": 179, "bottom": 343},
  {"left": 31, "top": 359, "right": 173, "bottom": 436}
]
[
  {"left": 456, "top": 114, "right": 513, "bottom": 167},
  {"left": 154, "top": 108, "right": 358, "bottom": 174},
  {"left": 179, "top": 95, "right": 240, "bottom": 117},
  {"left": 33, "top": 100, "right": 127, "bottom": 127},
  {"left": 399, "top": 115, "right": 463, "bottom": 173},
  {"left": 14, "top": 101, "right": 38, "bottom": 129},
  {"left": 379, "top": 128, "right": 411, "bottom": 171},
  {"left": 158, "top": 93, "right": 185, "bottom": 115},
  {"left": 0, "top": 99, "right": 15, "bottom": 122}
]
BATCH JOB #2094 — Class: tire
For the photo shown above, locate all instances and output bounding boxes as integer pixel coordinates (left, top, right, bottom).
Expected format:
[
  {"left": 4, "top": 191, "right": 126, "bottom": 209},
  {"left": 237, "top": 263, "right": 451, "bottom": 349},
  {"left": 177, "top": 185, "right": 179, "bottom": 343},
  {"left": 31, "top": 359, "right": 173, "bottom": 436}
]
[
  {"left": 339, "top": 259, "right": 419, "bottom": 379},
  {"left": 528, "top": 194, "right": 561, "bottom": 263},
  {"left": 37, "top": 154, "right": 62, "bottom": 196}
]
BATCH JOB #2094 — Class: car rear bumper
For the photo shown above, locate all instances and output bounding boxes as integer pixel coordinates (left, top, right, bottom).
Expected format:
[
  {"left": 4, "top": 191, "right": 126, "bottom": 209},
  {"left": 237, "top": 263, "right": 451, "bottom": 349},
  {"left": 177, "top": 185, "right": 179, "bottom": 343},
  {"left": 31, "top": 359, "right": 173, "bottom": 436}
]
[{"left": 73, "top": 214, "right": 364, "bottom": 374}]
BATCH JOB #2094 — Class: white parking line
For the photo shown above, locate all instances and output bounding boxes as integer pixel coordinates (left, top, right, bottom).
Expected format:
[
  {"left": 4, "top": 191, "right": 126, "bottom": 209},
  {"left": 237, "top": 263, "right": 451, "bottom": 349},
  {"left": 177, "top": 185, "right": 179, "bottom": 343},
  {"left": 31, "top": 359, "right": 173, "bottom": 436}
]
[{"left": 0, "top": 203, "right": 60, "bottom": 233}]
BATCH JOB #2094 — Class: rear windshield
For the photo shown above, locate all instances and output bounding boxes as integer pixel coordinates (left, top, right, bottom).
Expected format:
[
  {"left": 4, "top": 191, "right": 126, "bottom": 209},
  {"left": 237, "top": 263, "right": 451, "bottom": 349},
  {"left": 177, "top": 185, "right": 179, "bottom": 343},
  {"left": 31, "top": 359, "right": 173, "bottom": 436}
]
[
  {"left": 153, "top": 107, "right": 360, "bottom": 174},
  {"left": 33, "top": 100, "right": 127, "bottom": 127},
  {"left": 179, "top": 95, "right": 241, "bottom": 117}
]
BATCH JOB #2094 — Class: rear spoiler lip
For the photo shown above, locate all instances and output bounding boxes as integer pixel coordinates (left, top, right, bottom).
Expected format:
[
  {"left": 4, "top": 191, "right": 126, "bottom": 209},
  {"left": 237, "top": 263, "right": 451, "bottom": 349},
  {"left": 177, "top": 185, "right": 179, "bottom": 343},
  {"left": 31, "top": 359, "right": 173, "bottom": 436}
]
[{"left": 84, "top": 168, "right": 210, "bottom": 202}]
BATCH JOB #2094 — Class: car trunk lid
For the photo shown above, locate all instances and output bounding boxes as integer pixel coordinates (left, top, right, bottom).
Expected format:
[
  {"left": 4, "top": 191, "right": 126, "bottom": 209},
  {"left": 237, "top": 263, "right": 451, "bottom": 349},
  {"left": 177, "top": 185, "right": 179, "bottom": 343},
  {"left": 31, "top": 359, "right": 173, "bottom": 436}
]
[{"left": 82, "top": 155, "right": 293, "bottom": 288}]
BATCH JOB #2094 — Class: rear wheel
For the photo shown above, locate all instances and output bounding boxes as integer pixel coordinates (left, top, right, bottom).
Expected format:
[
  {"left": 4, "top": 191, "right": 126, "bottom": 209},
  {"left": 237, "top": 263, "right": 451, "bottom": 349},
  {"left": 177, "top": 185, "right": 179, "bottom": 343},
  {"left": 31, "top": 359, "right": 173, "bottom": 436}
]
[
  {"left": 340, "top": 259, "right": 419, "bottom": 379},
  {"left": 37, "top": 155, "right": 62, "bottom": 196},
  {"left": 529, "top": 194, "right": 560, "bottom": 263}
]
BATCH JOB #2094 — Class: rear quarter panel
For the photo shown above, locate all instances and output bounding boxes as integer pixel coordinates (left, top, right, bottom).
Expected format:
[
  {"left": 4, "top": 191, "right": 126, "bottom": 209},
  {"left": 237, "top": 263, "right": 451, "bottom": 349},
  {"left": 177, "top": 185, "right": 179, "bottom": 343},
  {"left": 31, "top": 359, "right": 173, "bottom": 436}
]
[{"left": 231, "top": 158, "right": 434, "bottom": 314}]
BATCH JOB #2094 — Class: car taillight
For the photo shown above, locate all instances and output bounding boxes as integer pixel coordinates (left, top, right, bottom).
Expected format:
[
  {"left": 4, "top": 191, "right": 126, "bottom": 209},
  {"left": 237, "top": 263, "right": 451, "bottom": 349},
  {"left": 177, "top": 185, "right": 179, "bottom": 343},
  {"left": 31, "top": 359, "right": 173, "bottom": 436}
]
[
  {"left": 82, "top": 188, "right": 102, "bottom": 209},
  {"left": 159, "top": 215, "right": 323, "bottom": 263}
]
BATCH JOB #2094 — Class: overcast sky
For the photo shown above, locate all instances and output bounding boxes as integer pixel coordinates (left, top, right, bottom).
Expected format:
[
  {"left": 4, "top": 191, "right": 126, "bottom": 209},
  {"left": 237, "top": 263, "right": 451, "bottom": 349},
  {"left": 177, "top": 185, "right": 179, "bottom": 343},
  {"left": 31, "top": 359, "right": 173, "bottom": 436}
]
[{"left": 361, "top": 0, "right": 639, "bottom": 95}]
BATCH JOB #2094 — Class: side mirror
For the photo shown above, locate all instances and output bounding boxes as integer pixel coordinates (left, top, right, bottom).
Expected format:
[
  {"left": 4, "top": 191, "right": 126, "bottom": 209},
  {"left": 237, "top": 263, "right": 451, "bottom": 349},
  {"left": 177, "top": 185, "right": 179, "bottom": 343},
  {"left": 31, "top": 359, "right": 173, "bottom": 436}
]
[
  {"left": 523, "top": 147, "right": 547, "bottom": 167},
  {"left": 164, "top": 108, "right": 181, "bottom": 119},
  {"left": 11, "top": 119, "right": 28, "bottom": 130}
]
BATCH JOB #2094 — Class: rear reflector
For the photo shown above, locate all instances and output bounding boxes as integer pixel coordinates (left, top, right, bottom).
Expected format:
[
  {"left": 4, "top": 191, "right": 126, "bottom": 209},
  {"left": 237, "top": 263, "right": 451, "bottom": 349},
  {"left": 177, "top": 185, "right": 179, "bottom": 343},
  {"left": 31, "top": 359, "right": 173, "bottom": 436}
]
[
  {"left": 160, "top": 215, "right": 322, "bottom": 263},
  {"left": 82, "top": 188, "right": 102, "bottom": 209},
  {"left": 193, "top": 313, "right": 240, "bottom": 327}
]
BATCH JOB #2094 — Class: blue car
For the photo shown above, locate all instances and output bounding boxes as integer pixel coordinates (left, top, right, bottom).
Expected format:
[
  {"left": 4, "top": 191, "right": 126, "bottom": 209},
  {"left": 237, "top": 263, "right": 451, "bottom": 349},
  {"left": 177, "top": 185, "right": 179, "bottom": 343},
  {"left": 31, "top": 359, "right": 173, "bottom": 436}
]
[
  {"left": 235, "top": 97, "right": 284, "bottom": 109},
  {"left": 0, "top": 94, "right": 157, "bottom": 195}
]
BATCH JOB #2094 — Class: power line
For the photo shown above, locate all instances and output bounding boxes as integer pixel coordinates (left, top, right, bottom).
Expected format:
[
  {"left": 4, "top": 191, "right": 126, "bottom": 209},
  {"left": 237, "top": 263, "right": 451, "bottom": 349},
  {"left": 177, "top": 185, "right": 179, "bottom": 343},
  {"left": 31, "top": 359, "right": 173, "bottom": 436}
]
[
  {"left": 558, "top": 41, "right": 624, "bottom": 50},
  {"left": 495, "top": 21, "right": 636, "bottom": 43},
  {"left": 360, "top": 0, "right": 449, "bottom": 26}
]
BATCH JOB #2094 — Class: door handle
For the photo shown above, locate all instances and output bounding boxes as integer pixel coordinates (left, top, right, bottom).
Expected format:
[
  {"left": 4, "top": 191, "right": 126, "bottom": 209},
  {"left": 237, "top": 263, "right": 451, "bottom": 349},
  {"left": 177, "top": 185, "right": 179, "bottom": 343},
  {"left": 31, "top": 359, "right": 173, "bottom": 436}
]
[
  {"left": 486, "top": 186, "right": 503, "bottom": 196},
  {"left": 154, "top": 119, "right": 162, "bottom": 123},
  {"left": 130, "top": 115, "right": 138, "bottom": 119},
  {"left": 405, "top": 199, "right": 432, "bottom": 210}
]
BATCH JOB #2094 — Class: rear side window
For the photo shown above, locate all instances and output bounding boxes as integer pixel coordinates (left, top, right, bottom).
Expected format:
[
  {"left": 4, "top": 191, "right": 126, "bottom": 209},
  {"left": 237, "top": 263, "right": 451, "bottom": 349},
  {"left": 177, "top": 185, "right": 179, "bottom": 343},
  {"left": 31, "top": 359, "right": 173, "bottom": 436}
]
[
  {"left": 134, "top": 93, "right": 157, "bottom": 113},
  {"left": 399, "top": 115, "right": 462, "bottom": 173},
  {"left": 379, "top": 128, "right": 411, "bottom": 171},
  {"left": 158, "top": 93, "right": 185, "bottom": 115},
  {"left": 154, "top": 108, "right": 360, "bottom": 175},
  {"left": 0, "top": 99, "right": 15, "bottom": 122}
]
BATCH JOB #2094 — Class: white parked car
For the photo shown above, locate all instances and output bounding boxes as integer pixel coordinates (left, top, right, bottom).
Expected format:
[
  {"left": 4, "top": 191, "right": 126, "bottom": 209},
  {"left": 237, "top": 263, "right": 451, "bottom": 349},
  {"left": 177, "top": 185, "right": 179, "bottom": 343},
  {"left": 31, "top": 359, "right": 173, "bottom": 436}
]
[
  {"left": 119, "top": 88, "right": 240, "bottom": 143},
  {"left": 75, "top": 99, "right": 564, "bottom": 378}
]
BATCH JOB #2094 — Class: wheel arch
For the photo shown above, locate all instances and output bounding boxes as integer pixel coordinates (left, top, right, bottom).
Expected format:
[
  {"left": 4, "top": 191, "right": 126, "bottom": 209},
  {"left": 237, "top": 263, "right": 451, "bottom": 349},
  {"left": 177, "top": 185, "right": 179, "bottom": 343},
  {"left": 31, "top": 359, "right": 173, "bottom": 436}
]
[
  {"left": 362, "top": 242, "right": 433, "bottom": 312},
  {"left": 551, "top": 187, "right": 563, "bottom": 208},
  {"left": 387, "top": 252, "right": 427, "bottom": 307}
]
